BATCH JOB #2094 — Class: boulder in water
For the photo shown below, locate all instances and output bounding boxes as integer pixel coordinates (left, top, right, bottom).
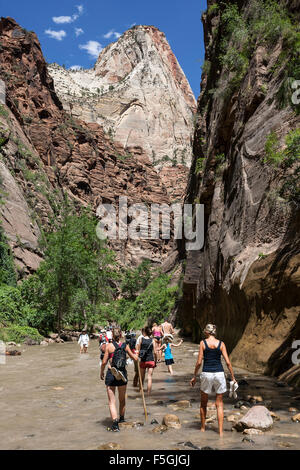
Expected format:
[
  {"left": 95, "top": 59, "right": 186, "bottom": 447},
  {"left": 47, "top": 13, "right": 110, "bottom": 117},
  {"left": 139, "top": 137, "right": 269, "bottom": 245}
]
[
  {"left": 235, "top": 406, "right": 273, "bottom": 432},
  {"left": 162, "top": 414, "right": 181, "bottom": 429},
  {"left": 152, "top": 425, "right": 168, "bottom": 434}
]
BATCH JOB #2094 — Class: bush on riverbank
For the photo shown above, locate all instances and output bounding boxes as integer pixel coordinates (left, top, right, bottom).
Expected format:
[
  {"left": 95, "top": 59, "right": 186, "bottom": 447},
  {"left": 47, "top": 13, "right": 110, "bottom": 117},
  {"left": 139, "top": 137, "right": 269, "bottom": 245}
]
[{"left": 0, "top": 325, "right": 43, "bottom": 343}]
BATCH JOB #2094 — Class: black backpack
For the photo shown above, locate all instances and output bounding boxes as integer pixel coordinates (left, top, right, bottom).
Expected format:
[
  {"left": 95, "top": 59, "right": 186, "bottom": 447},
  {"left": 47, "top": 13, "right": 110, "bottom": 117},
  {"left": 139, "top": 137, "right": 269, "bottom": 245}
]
[
  {"left": 111, "top": 341, "right": 127, "bottom": 370},
  {"left": 139, "top": 338, "right": 153, "bottom": 362}
]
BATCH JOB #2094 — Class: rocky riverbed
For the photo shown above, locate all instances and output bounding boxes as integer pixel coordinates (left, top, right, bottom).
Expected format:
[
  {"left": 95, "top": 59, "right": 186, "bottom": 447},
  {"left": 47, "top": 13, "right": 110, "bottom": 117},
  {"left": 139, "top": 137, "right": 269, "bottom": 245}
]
[{"left": 0, "top": 338, "right": 299, "bottom": 450}]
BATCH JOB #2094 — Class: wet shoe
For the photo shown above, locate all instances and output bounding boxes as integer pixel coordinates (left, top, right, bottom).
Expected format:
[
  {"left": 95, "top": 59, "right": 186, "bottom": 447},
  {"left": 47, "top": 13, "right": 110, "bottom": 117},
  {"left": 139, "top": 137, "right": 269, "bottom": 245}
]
[
  {"left": 108, "top": 419, "right": 120, "bottom": 432},
  {"left": 119, "top": 416, "right": 125, "bottom": 423}
]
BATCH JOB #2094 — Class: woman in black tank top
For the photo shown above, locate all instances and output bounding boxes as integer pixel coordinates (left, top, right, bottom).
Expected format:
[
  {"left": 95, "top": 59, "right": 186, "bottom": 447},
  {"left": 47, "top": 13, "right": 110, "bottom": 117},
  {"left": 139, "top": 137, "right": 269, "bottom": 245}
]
[
  {"left": 190, "top": 324, "right": 236, "bottom": 437},
  {"left": 136, "top": 326, "right": 157, "bottom": 395}
]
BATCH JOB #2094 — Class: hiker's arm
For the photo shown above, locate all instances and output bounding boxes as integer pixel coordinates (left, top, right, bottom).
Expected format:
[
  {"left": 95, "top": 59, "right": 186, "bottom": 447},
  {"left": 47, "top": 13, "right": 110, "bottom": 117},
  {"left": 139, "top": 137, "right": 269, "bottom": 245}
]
[
  {"left": 153, "top": 340, "right": 158, "bottom": 362},
  {"left": 100, "top": 345, "right": 110, "bottom": 380},
  {"left": 190, "top": 341, "right": 204, "bottom": 387},
  {"left": 221, "top": 343, "right": 236, "bottom": 382},
  {"left": 125, "top": 344, "right": 138, "bottom": 361},
  {"left": 171, "top": 340, "right": 183, "bottom": 347},
  {"left": 157, "top": 344, "right": 166, "bottom": 352}
]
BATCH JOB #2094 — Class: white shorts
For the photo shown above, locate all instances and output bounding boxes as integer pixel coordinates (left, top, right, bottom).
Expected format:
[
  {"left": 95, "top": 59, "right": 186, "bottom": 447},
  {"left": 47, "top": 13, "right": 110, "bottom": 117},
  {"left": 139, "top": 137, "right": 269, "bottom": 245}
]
[{"left": 200, "top": 372, "right": 227, "bottom": 394}]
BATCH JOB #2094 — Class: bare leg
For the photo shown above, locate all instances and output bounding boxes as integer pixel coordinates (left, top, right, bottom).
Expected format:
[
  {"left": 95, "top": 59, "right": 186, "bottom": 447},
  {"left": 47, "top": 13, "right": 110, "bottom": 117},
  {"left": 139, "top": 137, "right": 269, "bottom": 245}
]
[
  {"left": 200, "top": 391, "right": 208, "bottom": 432},
  {"left": 147, "top": 367, "right": 154, "bottom": 395},
  {"left": 133, "top": 362, "right": 139, "bottom": 387},
  {"left": 106, "top": 386, "right": 118, "bottom": 421},
  {"left": 216, "top": 393, "right": 224, "bottom": 437},
  {"left": 168, "top": 365, "right": 173, "bottom": 375},
  {"left": 118, "top": 385, "right": 127, "bottom": 418}
]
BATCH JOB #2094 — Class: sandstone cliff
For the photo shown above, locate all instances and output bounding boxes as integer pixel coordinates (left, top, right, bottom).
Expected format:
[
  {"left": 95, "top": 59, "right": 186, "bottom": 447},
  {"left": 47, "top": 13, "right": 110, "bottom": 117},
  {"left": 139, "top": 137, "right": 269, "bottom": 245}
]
[
  {"left": 48, "top": 25, "right": 196, "bottom": 201},
  {"left": 177, "top": 0, "right": 300, "bottom": 385},
  {"left": 0, "top": 18, "right": 179, "bottom": 270}
]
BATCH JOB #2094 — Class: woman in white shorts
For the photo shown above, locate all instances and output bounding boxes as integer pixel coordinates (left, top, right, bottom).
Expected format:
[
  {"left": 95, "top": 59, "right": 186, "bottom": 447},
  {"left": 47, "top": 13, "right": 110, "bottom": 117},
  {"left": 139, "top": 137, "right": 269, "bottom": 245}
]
[{"left": 190, "top": 324, "right": 236, "bottom": 437}]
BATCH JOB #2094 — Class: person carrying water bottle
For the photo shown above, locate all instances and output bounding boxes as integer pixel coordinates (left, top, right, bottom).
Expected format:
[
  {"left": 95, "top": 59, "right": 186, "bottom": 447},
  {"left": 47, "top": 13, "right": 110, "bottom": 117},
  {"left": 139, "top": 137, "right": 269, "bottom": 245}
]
[{"left": 190, "top": 323, "right": 236, "bottom": 437}]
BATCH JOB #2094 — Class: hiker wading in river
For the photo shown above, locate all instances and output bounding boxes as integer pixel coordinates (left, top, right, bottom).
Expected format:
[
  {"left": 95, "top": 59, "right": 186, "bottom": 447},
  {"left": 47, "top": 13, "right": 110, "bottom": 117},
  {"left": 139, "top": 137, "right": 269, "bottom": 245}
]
[
  {"left": 190, "top": 323, "right": 236, "bottom": 437},
  {"left": 100, "top": 328, "right": 138, "bottom": 432}
]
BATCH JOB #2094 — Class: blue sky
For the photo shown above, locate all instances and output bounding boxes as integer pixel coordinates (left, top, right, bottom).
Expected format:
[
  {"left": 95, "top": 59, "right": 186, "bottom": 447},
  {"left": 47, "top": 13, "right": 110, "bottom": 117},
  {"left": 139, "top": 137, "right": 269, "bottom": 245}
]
[{"left": 0, "top": 0, "right": 207, "bottom": 98}]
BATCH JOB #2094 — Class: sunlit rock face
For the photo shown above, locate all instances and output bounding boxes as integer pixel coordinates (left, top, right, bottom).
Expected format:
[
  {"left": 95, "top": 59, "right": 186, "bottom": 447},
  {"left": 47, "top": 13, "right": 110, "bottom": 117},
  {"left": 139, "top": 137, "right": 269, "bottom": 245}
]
[{"left": 48, "top": 25, "right": 196, "bottom": 193}]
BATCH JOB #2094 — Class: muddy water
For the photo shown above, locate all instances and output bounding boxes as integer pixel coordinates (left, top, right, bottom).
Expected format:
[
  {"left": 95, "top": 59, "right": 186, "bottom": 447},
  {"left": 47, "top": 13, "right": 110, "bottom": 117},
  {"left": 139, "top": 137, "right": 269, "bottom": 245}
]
[{"left": 0, "top": 338, "right": 299, "bottom": 450}]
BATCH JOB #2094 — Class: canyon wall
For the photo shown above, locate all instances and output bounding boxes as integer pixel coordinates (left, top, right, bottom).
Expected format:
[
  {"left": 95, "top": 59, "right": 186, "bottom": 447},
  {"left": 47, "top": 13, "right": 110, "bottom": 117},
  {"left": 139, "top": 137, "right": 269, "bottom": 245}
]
[
  {"left": 177, "top": 0, "right": 300, "bottom": 385},
  {"left": 0, "top": 18, "right": 193, "bottom": 270},
  {"left": 48, "top": 25, "right": 196, "bottom": 201}
]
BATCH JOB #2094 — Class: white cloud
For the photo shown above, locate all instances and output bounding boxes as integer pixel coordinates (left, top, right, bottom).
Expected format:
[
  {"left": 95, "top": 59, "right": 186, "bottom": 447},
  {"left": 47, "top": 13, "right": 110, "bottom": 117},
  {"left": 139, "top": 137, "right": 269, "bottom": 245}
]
[
  {"left": 45, "top": 29, "right": 67, "bottom": 41},
  {"left": 103, "top": 29, "right": 121, "bottom": 40},
  {"left": 75, "top": 27, "right": 84, "bottom": 37},
  {"left": 52, "top": 5, "right": 83, "bottom": 24},
  {"left": 53, "top": 16, "right": 74, "bottom": 24},
  {"left": 69, "top": 65, "right": 82, "bottom": 71},
  {"left": 79, "top": 40, "right": 103, "bottom": 59}
]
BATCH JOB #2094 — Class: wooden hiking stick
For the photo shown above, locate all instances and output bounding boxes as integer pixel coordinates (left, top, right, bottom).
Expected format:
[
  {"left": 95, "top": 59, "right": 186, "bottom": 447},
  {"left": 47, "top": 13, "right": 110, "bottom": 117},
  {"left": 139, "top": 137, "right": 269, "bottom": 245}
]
[{"left": 137, "top": 360, "right": 148, "bottom": 422}]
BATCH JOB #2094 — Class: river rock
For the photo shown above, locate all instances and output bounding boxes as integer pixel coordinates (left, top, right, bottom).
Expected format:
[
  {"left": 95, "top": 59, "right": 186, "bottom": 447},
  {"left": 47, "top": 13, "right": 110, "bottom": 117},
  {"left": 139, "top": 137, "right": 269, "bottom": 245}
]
[
  {"left": 152, "top": 425, "right": 168, "bottom": 434},
  {"left": 243, "top": 428, "right": 264, "bottom": 435},
  {"left": 169, "top": 400, "right": 191, "bottom": 410},
  {"left": 278, "top": 441, "right": 293, "bottom": 448},
  {"left": 118, "top": 421, "right": 143, "bottom": 429},
  {"left": 289, "top": 407, "right": 298, "bottom": 413},
  {"left": 97, "top": 442, "right": 122, "bottom": 450},
  {"left": 291, "top": 413, "right": 300, "bottom": 422},
  {"left": 49, "top": 333, "right": 58, "bottom": 340},
  {"left": 24, "top": 338, "right": 39, "bottom": 346},
  {"left": 162, "top": 414, "right": 181, "bottom": 429},
  {"left": 7, "top": 342, "right": 17, "bottom": 346},
  {"left": 242, "top": 436, "right": 255, "bottom": 443},
  {"left": 270, "top": 411, "right": 280, "bottom": 421},
  {"left": 235, "top": 406, "right": 273, "bottom": 432},
  {"left": 40, "top": 341, "right": 48, "bottom": 346},
  {"left": 227, "top": 414, "right": 239, "bottom": 423}
]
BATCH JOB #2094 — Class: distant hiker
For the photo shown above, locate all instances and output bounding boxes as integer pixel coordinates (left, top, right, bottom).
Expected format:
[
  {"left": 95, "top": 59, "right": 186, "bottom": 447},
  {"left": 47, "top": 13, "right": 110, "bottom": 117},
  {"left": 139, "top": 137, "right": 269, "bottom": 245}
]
[
  {"left": 136, "top": 326, "right": 157, "bottom": 395},
  {"left": 190, "top": 323, "right": 236, "bottom": 437},
  {"left": 161, "top": 318, "right": 174, "bottom": 343},
  {"left": 158, "top": 337, "right": 183, "bottom": 375},
  {"left": 78, "top": 330, "right": 89, "bottom": 354},
  {"left": 152, "top": 322, "right": 163, "bottom": 362},
  {"left": 100, "top": 327, "right": 138, "bottom": 432}
]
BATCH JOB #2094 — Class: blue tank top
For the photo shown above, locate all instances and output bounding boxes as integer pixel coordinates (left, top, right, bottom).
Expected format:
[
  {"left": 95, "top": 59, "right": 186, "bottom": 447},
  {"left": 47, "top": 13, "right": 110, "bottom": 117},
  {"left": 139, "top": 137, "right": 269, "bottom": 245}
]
[
  {"left": 202, "top": 340, "right": 224, "bottom": 373},
  {"left": 165, "top": 343, "right": 173, "bottom": 360}
]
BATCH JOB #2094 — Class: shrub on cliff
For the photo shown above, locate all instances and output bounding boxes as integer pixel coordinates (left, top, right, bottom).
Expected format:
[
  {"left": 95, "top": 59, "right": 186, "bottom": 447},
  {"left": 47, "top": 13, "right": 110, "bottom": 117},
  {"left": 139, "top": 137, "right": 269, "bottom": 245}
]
[{"left": 0, "top": 325, "right": 42, "bottom": 343}]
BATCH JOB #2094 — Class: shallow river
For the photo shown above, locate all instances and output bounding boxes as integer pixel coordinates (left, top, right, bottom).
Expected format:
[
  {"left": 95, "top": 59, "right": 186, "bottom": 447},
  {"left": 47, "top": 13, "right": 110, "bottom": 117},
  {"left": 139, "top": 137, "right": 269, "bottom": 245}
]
[{"left": 0, "top": 337, "right": 299, "bottom": 450}]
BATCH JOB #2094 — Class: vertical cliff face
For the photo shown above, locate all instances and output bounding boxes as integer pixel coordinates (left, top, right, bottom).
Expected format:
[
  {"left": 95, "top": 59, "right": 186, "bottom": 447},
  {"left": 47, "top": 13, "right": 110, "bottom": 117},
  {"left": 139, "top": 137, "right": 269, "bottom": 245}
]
[
  {"left": 0, "top": 18, "right": 178, "bottom": 269},
  {"left": 178, "top": 0, "right": 300, "bottom": 382},
  {"left": 48, "top": 25, "right": 196, "bottom": 201}
]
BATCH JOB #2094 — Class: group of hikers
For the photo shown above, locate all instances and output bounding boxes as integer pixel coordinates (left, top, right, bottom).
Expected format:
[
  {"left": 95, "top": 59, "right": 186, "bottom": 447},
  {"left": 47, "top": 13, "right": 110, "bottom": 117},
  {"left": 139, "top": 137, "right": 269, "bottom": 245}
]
[{"left": 79, "top": 319, "right": 237, "bottom": 436}]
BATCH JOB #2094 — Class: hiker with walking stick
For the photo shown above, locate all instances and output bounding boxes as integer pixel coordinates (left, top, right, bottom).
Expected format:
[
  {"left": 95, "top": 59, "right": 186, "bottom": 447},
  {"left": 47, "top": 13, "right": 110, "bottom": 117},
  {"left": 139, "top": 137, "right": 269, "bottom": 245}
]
[
  {"left": 100, "top": 327, "right": 138, "bottom": 432},
  {"left": 136, "top": 326, "right": 157, "bottom": 396}
]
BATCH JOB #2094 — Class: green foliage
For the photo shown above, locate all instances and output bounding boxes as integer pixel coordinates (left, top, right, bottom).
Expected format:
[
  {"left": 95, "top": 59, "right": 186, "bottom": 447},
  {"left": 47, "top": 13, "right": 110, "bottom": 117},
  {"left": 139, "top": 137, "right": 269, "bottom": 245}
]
[
  {"left": 201, "top": 60, "right": 211, "bottom": 76},
  {"left": 35, "top": 200, "right": 117, "bottom": 331},
  {"left": 207, "top": 3, "right": 219, "bottom": 16},
  {"left": 0, "top": 104, "right": 9, "bottom": 119},
  {"left": 264, "top": 129, "right": 300, "bottom": 166},
  {"left": 120, "top": 259, "right": 152, "bottom": 299},
  {"left": 0, "top": 227, "right": 17, "bottom": 287},
  {"left": 264, "top": 132, "right": 284, "bottom": 165},
  {"left": 258, "top": 253, "right": 268, "bottom": 260},
  {"left": 101, "top": 273, "right": 178, "bottom": 331},
  {"left": 195, "top": 157, "right": 206, "bottom": 175},
  {"left": 0, "top": 325, "right": 42, "bottom": 343},
  {"left": 215, "top": 153, "right": 225, "bottom": 165},
  {"left": 280, "top": 167, "right": 300, "bottom": 205},
  {"left": 217, "top": 0, "right": 299, "bottom": 99}
]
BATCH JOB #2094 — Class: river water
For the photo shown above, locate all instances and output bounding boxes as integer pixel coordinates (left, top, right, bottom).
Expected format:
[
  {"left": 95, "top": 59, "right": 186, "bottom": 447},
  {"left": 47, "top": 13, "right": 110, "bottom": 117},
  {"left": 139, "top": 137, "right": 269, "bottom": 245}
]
[{"left": 0, "top": 337, "right": 299, "bottom": 450}]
